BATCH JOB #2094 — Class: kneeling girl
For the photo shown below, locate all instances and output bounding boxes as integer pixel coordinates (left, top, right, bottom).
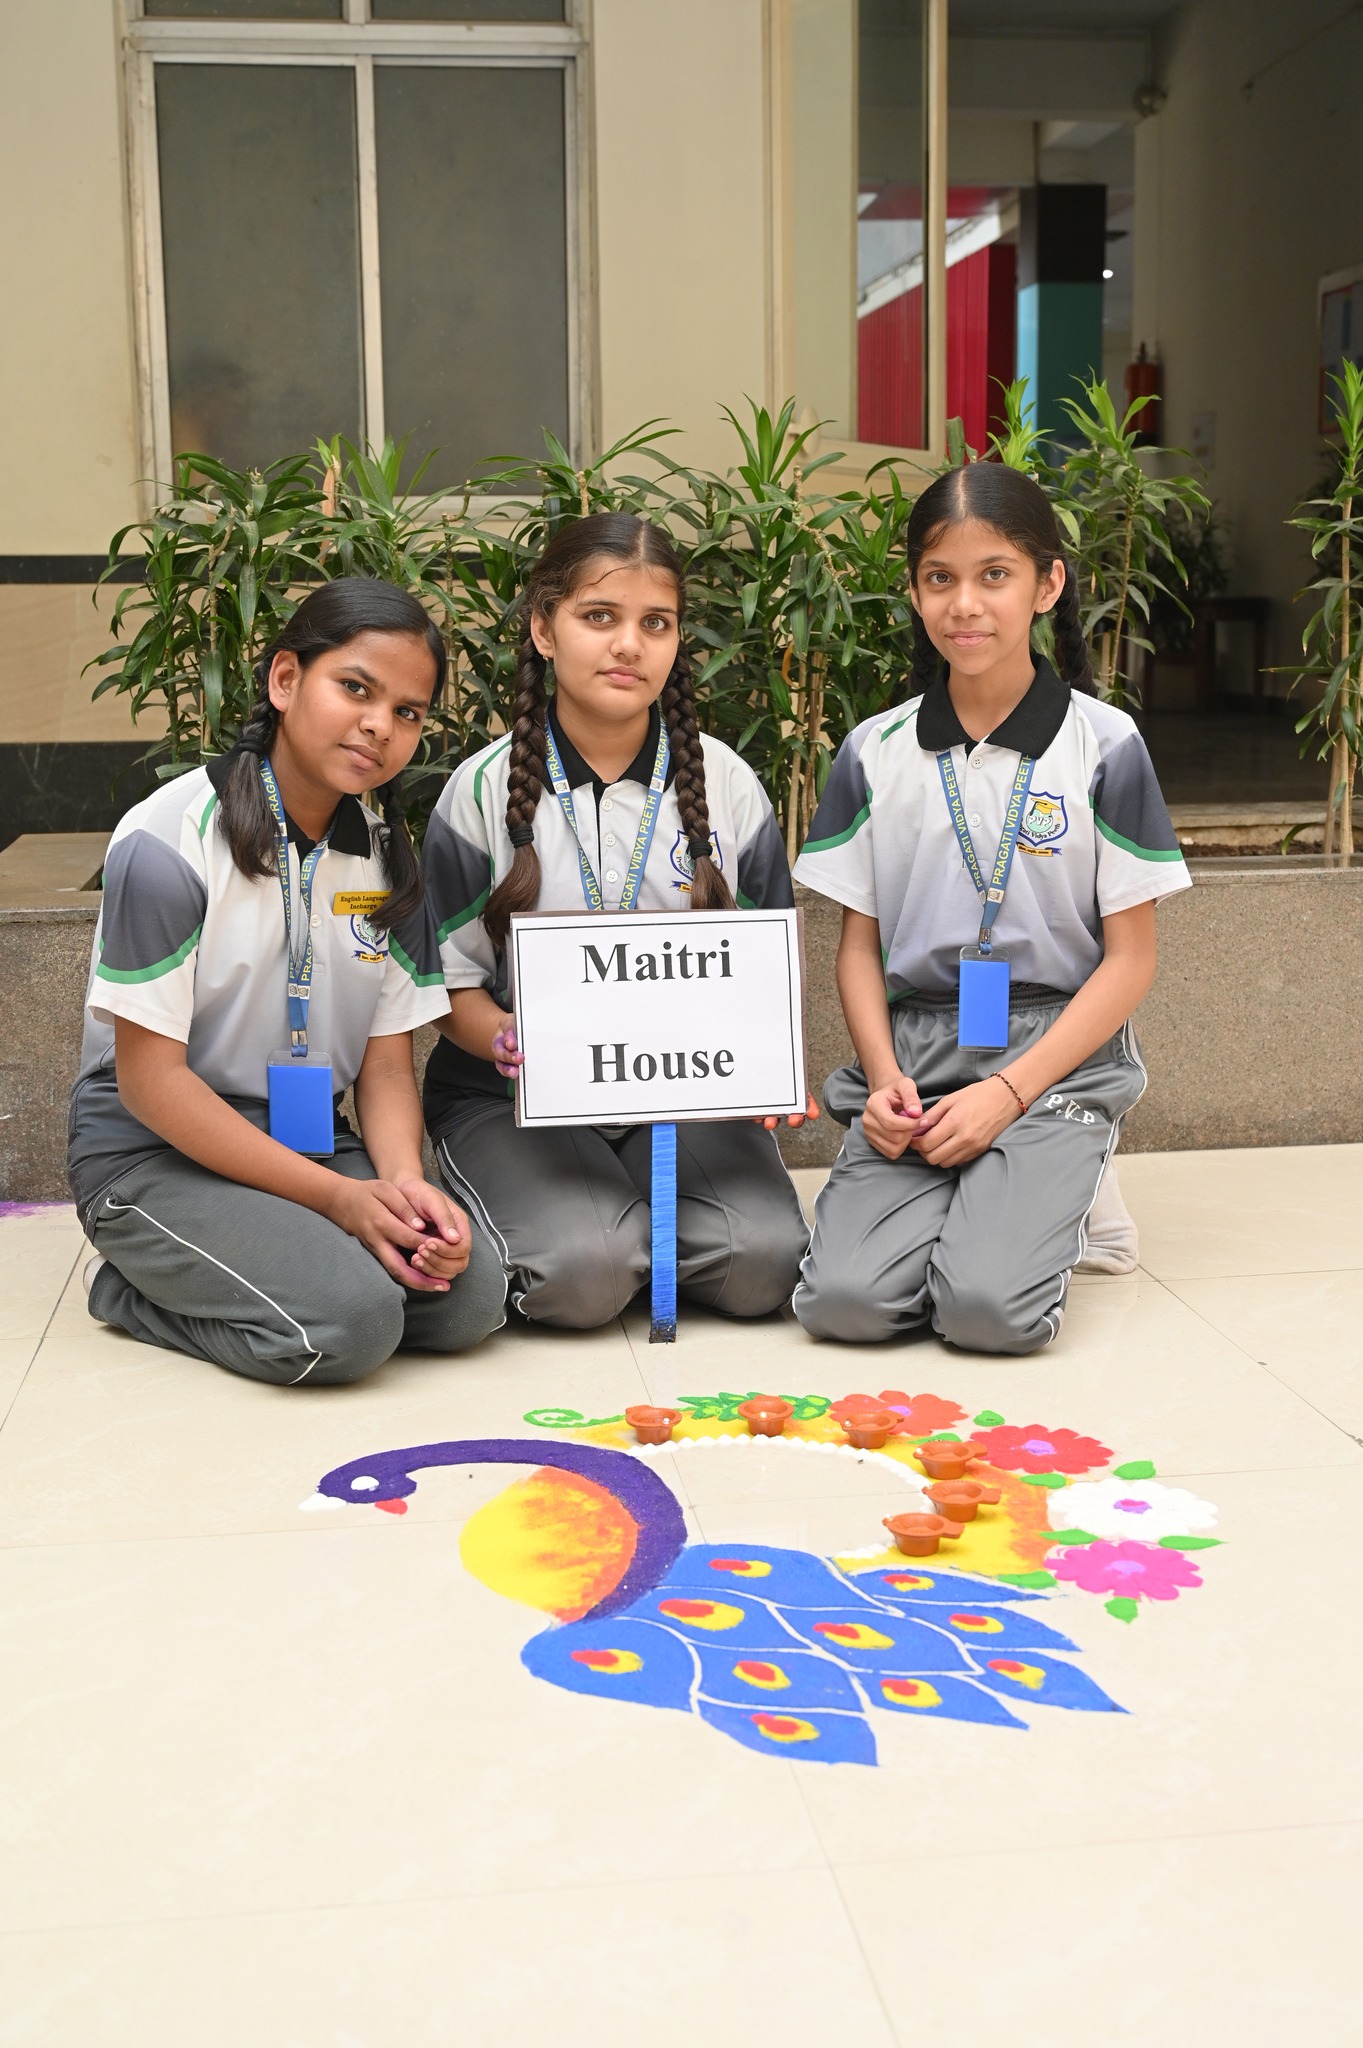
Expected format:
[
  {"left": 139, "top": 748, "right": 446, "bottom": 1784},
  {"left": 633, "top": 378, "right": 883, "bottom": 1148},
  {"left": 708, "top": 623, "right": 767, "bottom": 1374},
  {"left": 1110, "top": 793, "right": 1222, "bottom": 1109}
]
[
  {"left": 422, "top": 512, "right": 809, "bottom": 1328},
  {"left": 793, "top": 463, "right": 1190, "bottom": 1354},
  {"left": 70, "top": 579, "right": 507, "bottom": 1385}
]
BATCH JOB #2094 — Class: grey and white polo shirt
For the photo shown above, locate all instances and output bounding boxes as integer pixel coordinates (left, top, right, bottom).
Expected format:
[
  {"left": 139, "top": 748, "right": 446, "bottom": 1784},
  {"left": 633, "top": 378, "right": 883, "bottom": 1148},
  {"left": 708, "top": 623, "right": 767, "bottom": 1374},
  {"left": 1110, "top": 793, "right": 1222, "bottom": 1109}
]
[
  {"left": 793, "top": 659, "right": 1190, "bottom": 1002},
  {"left": 421, "top": 703, "right": 793, "bottom": 1121},
  {"left": 68, "top": 751, "right": 447, "bottom": 1228}
]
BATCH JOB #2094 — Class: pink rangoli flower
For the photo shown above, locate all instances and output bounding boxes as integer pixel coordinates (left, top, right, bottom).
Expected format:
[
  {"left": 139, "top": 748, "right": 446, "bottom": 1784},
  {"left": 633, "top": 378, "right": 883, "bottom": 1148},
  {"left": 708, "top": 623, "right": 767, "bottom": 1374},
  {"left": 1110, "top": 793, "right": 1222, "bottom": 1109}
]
[
  {"left": 968, "top": 1422, "right": 1112, "bottom": 1474},
  {"left": 1051, "top": 1540, "right": 1202, "bottom": 1602}
]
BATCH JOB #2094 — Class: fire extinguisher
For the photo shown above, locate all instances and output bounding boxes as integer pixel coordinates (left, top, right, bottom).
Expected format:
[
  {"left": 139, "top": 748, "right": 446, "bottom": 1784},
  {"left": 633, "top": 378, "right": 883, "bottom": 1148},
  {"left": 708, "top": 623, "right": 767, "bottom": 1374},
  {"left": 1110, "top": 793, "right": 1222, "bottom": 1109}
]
[{"left": 1125, "top": 343, "right": 1162, "bottom": 443}]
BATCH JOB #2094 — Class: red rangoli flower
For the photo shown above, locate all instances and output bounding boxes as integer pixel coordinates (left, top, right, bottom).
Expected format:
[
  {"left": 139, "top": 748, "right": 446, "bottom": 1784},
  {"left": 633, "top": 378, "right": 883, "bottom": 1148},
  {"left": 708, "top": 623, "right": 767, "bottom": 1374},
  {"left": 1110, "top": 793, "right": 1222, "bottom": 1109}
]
[
  {"left": 968, "top": 1423, "right": 1112, "bottom": 1474},
  {"left": 1051, "top": 1540, "right": 1202, "bottom": 1602},
  {"left": 830, "top": 1390, "right": 967, "bottom": 1436}
]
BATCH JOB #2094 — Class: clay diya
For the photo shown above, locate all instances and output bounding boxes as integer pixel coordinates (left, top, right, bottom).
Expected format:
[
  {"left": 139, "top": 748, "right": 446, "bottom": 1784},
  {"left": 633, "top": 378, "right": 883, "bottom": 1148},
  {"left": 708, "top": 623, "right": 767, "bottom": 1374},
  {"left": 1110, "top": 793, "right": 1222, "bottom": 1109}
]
[
  {"left": 839, "top": 1406, "right": 899, "bottom": 1451},
  {"left": 924, "top": 1478, "right": 1002, "bottom": 1523},
  {"left": 738, "top": 1396, "right": 793, "bottom": 1438},
  {"left": 882, "top": 1512, "right": 965, "bottom": 1558},
  {"left": 915, "top": 1440, "right": 984, "bottom": 1482},
  {"left": 624, "top": 1404, "right": 682, "bottom": 1446}
]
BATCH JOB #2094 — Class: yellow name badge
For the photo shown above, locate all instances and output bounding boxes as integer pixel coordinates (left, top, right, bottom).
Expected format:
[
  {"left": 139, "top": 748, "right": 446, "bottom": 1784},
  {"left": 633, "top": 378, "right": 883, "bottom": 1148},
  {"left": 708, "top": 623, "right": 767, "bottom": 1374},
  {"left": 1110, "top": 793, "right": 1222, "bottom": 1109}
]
[{"left": 333, "top": 891, "right": 391, "bottom": 916}]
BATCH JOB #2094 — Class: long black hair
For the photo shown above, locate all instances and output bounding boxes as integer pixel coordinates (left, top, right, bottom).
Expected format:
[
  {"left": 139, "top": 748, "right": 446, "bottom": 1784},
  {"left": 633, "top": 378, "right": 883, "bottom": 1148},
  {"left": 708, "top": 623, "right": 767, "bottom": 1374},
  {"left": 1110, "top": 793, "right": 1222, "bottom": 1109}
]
[
  {"left": 905, "top": 463, "right": 1096, "bottom": 696},
  {"left": 219, "top": 577, "right": 445, "bottom": 930},
  {"left": 483, "top": 512, "right": 733, "bottom": 950}
]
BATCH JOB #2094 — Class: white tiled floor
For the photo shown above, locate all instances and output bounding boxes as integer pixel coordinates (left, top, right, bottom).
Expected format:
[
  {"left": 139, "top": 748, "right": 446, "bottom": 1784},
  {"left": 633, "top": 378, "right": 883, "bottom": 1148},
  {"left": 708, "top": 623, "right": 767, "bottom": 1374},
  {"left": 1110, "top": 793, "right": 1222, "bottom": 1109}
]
[{"left": 1, "top": 1147, "right": 1360, "bottom": 2046}]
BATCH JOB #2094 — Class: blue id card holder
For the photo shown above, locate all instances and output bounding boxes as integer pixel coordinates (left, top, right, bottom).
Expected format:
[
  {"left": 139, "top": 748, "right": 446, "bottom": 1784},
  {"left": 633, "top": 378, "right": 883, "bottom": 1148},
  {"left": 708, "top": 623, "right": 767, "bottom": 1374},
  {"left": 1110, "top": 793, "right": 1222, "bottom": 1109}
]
[
  {"left": 267, "top": 1054, "right": 336, "bottom": 1157},
  {"left": 957, "top": 946, "right": 1011, "bottom": 1050}
]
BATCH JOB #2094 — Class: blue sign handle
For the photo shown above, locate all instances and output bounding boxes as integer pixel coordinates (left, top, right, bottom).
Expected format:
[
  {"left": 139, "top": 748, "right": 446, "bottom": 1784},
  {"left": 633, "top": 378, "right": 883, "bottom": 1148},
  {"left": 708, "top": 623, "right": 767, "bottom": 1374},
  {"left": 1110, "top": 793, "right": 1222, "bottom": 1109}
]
[{"left": 649, "top": 1121, "right": 678, "bottom": 1344}]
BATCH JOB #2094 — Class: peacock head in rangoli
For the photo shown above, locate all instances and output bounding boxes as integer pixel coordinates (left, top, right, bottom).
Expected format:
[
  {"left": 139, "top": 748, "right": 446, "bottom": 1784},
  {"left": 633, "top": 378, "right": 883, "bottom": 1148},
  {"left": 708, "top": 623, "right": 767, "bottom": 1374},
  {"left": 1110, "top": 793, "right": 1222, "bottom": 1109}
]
[{"left": 307, "top": 1391, "right": 1220, "bottom": 1767}]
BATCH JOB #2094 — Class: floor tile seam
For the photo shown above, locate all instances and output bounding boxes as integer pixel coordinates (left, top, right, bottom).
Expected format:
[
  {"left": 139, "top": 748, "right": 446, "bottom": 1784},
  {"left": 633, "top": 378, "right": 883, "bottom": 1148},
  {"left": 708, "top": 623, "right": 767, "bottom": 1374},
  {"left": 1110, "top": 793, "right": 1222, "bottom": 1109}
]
[
  {"left": 0, "top": 1245, "right": 83, "bottom": 1437},
  {"left": 820, "top": 1811, "right": 1363, "bottom": 1875},
  {"left": 1142, "top": 1271, "right": 1363, "bottom": 1453},
  {"left": 823, "top": 1862, "right": 918, "bottom": 2045},
  {"left": 0, "top": 1855, "right": 858, "bottom": 1941},
  {"left": 1139, "top": 1261, "right": 1363, "bottom": 1283}
]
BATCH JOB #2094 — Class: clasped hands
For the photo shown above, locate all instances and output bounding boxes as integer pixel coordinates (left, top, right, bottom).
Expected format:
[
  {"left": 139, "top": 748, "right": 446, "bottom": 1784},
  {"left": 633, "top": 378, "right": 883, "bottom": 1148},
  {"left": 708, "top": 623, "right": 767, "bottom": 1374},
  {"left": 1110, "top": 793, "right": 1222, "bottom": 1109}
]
[{"left": 862, "top": 1070, "right": 1024, "bottom": 1168}]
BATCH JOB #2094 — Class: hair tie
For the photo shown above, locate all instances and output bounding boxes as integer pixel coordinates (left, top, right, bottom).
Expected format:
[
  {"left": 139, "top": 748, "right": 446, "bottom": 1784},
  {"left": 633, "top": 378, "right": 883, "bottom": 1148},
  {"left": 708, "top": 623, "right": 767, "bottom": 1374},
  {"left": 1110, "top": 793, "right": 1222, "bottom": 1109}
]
[
  {"left": 509, "top": 823, "right": 535, "bottom": 849},
  {"left": 687, "top": 835, "right": 714, "bottom": 862}
]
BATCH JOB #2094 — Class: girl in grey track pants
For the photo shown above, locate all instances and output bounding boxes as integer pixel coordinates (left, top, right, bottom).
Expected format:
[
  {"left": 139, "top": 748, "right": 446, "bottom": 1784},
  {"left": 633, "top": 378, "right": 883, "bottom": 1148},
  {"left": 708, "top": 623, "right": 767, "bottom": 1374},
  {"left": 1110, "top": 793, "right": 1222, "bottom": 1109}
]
[{"left": 791, "top": 463, "right": 1190, "bottom": 1356}]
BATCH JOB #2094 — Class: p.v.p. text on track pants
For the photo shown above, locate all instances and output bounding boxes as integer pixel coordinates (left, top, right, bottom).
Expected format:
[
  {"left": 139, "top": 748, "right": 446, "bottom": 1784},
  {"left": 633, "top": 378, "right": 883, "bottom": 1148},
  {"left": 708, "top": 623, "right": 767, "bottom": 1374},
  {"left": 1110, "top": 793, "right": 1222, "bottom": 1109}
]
[
  {"left": 793, "top": 991, "right": 1146, "bottom": 1355},
  {"left": 433, "top": 1096, "right": 810, "bottom": 1329},
  {"left": 86, "top": 1127, "right": 508, "bottom": 1386}
]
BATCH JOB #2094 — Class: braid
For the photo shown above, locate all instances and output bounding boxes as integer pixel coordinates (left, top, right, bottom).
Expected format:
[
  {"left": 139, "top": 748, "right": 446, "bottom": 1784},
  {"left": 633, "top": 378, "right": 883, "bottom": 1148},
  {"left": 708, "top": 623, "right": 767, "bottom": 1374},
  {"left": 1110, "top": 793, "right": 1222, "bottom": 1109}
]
[
  {"left": 371, "top": 773, "right": 423, "bottom": 930},
  {"left": 661, "top": 647, "right": 735, "bottom": 913},
  {"left": 909, "top": 610, "right": 946, "bottom": 697},
  {"left": 482, "top": 627, "right": 549, "bottom": 948},
  {"left": 1049, "top": 558, "right": 1096, "bottom": 695},
  {"left": 218, "top": 683, "right": 280, "bottom": 880}
]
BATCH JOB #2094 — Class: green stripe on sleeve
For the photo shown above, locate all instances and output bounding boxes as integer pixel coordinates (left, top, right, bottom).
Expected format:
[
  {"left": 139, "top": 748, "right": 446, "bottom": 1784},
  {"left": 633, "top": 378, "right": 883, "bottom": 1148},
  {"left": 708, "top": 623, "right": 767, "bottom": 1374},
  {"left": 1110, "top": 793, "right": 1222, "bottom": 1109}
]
[
  {"left": 389, "top": 935, "right": 445, "bottom": 988},
  {"left": 472, "top": 734, "right": 514, "bottom": 812},
  {"left": 437, "top": 884, "right": 491, "bottom": 939},
  {"left": 95, "top": 925, "right": 202, "bottom": 984},
  {"left": 196, "top": 791, "right": 220, "bottom": 839},
  {"left": 1094, "top": 814, "right": 1186, "bottom": 862},
  {"left": 802, "top": 798, "right": 871, "bottom": 854}
]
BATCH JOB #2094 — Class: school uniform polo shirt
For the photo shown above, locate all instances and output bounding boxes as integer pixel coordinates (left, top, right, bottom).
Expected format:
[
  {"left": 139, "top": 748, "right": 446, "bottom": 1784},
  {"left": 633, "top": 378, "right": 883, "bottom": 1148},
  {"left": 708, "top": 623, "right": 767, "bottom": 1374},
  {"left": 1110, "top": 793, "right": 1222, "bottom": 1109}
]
[
  {"left": 793, "top": 658, "right": 1190, "bottom": 1002},
  {"left": 421, "top": 703, "right": 793, "bottom": 1116},
  {"left": 68, "top": 752, "right": 447, "bottom": 1229}
]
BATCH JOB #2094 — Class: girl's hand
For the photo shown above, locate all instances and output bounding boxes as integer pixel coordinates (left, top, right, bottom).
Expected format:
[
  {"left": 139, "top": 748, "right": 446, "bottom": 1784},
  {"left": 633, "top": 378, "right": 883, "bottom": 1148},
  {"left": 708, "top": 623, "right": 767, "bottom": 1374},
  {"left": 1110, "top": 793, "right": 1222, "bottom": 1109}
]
[
  {"left": 491, "top": 1020, "right": 524, "bottom": 1079},
  {"left": 862, "top": 1074, "right": 923, "bottom": 1159},
  {"left": 325, "top": 1178, "right": 464, "bottom": 1292},
  {"left": 910, "top": 1076, "right": 1023, "bottom": 1168},
  {"left": 394, "top": 1177, "right": 472, "bottom": 1285},
  {"left": 760, "top": 1094, "right": 821, "bottom": 1131}
]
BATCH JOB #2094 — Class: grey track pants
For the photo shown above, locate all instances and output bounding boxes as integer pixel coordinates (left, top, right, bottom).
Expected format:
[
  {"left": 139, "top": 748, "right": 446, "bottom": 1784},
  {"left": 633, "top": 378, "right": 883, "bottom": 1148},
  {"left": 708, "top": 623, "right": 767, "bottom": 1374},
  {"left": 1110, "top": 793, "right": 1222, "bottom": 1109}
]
[
  {"left": 86, "top": 1128, "right": 508, "bottom": 1386},
  {"left": 433, "top": 1097, "right": 810, "bottom": 1330},
  {"left": 793, "top": 993, "right": 1147, "bottom": 1355}
]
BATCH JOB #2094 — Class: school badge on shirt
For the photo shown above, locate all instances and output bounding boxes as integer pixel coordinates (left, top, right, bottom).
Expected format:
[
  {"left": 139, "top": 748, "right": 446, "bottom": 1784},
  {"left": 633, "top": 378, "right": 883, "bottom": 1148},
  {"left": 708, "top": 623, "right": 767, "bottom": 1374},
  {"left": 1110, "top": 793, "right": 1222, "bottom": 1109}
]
[
  {"left": 333, "top": 890, "right": 390, "bottom": 963},
  {"left": 1019, "top": 792, "right": 1068, "bottom": 855},
  {"left": 668, "top": 829, "right": 725, "bottom": 893}
]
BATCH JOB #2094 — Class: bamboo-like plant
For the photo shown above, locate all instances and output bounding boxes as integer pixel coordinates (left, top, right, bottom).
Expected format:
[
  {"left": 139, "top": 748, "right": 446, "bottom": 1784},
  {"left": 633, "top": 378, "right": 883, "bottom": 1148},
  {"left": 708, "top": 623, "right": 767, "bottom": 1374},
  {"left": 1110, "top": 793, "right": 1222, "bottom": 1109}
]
[{"left": 1285, "top": 361, "right": 1363, "bottom": 858}]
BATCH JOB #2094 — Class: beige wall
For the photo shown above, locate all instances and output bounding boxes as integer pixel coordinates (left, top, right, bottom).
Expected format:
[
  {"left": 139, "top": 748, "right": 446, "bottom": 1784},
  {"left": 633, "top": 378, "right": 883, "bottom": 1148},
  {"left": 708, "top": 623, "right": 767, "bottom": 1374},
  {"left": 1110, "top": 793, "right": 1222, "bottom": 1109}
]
[
  {"left": 1133, "top": 0, "right": 1363, "bottom": 691},
  {"left": 592, "top": 0, "right": 772, "bottom": 474},
  {"left": 0, "top": 0, "right": 141, "bottom": 555}
]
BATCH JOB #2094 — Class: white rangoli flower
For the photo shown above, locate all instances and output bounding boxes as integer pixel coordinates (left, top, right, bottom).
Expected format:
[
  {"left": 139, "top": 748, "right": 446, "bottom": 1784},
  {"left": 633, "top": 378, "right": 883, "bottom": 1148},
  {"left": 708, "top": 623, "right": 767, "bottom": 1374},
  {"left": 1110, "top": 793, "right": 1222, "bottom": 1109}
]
[{"left": 1048, "top": 1477, "right": 1218, "bottom": 1541}]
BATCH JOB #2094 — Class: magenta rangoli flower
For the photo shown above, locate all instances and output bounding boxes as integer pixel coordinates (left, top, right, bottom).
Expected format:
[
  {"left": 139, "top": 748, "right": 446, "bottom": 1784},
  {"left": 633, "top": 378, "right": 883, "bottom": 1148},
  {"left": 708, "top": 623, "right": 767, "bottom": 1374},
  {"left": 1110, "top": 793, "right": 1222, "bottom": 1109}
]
[
  {"left": 1051, "top": 1540, "right": 1203, "bottom": 1602},
  {"left": 968, "top": 1422, "right": 1112, "bottom": 1475}
]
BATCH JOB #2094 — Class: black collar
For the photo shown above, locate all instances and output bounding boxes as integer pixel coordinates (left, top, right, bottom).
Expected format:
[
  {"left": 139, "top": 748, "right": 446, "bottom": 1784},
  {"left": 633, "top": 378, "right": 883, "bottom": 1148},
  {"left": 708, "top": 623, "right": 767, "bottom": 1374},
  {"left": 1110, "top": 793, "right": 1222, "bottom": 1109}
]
[
  {"left": 205, "top": 748, "right": 374, "bottom": 857},
  {"left": 916, "top": 656, "right": 1072, "bottom": 757},
  {"left": 546, "top": 702, "right": 677, "bottom": 795}
]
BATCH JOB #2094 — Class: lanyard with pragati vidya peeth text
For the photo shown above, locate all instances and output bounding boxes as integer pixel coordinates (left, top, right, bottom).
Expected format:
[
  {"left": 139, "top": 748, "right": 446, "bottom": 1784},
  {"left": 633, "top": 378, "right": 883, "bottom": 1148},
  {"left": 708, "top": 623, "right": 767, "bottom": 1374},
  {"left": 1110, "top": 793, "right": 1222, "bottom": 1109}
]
[
  {"left": 542, "top": 718, "right": 670, "bottom": 913},
  {"left": 260, "top": 756, "right": 334, "bottom": 1056},
  {"left": 936, "top": 749, "right": 1036, "bottom": 954},
  {"left": 540, "top": 716, "right": 679, "bottom": 1342}
]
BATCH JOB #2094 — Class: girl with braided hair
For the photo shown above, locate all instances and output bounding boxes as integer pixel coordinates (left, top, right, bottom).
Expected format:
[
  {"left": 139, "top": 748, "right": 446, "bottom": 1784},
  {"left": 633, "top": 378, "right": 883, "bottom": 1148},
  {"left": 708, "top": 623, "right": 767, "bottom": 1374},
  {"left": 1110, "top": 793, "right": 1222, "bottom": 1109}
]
[
  {"left": 422, "top": 512, "right": 809, "bottom": 1329},
  {"left": 792, "top": 461, "right": 1190, "bottom": 1354},
  {"left": 70, "top": 577, "right": 506, "bottom": 1384}
]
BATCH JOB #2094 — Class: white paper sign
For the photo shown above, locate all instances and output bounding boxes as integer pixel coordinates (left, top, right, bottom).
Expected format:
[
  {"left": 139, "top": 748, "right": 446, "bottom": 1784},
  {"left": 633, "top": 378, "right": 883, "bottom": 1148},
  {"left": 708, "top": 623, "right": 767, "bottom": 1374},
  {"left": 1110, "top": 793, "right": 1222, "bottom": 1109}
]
[{"left": 510, "top": 908, "right": 806, "bottom": 1127}]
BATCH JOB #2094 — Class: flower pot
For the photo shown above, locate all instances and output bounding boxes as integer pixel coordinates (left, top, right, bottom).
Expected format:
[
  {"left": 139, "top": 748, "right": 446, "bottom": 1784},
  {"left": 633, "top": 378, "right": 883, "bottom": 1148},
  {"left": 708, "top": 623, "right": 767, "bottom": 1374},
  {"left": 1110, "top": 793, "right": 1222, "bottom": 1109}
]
[
  {"left": 625, "top": 1405, "right": 682, "bottom": 1445},
  {"left": 739, "top": 1397, "right": 793, "bottom": 1438},
  {"left": 915, "top": 1443, "right": 983, "bottom": 1482},
  {"left": 839, "top": 1406, "right": 898, "bottom": 1450},
  {"left": 924, "top": 1479, "right": 1002, "bottom": 1522},
  {"left": 882, "top": 1512, "right": 965, "bottom": 1557}
]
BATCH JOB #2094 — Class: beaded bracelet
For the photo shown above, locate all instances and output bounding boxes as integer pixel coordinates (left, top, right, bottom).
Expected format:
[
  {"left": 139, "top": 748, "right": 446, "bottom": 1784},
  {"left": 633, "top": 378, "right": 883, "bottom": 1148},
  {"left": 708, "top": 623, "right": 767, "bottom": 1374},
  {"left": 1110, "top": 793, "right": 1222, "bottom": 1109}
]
[{"left": 987, "top": 1070, "right": 1028, "bottom": 1116}]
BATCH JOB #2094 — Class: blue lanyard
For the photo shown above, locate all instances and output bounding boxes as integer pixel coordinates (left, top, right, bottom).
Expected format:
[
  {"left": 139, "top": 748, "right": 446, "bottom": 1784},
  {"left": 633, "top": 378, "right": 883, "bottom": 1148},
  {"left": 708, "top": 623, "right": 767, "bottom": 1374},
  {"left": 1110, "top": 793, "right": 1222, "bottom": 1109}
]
[
  {"left": 259, "top": 757, "right": 333, "bottom": 1056},
  {"left": 542, "top": 718, "right": 670, "bottom": 912},
  {"left": 937, "top": 749, "right": 1036, "bottom": 954}
]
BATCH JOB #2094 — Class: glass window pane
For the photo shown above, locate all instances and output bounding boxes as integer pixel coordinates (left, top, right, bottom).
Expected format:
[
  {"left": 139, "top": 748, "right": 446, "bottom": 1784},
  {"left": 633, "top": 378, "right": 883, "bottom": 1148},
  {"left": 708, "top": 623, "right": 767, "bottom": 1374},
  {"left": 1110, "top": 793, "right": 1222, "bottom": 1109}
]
[
  {"left": 145, "top": 3, "right": 342, "bottom": 19},
  {"left": 858, "top": 0, "right": 926, "bottom": 448},
  {"left": 370, "top": 3, "right": 565, "bottom": 20},
  {"left": 156, "top": 65, "right": 363, "bottom": 472},
  {"left": 373, "top": 65, "right": 569, "bottom": 489}
]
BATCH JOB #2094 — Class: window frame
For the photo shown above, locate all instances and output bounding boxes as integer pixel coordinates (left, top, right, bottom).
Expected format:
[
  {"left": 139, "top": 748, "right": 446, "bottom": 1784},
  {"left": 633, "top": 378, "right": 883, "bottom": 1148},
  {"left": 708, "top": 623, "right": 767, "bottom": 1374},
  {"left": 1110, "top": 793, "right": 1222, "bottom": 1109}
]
[
  {"left": 766, "top": 0, "right": 948, "bottom": 476},
  {"left": 122, "top": 0, "right": 590, "bottom": 509}
]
